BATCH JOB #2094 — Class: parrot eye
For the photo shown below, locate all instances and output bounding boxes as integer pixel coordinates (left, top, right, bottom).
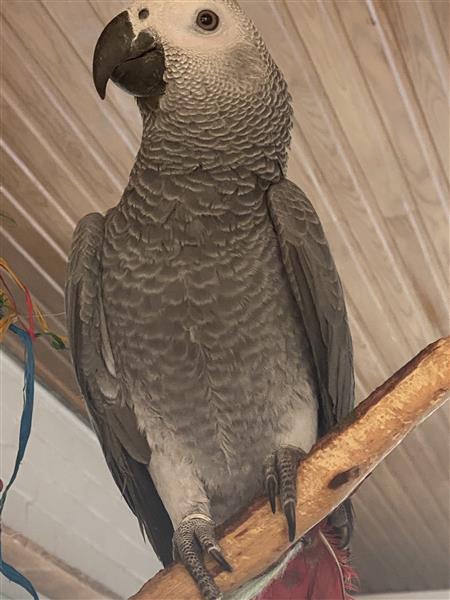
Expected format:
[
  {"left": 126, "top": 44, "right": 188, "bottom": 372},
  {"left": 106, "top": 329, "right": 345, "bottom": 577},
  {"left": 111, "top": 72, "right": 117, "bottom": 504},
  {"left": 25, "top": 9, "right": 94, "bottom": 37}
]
[
  {"left": 196, "top": 9, "right": 219, "bottom": 31},
  {"left": 138, "top": 8, "right": 149, "bottom": 20}
]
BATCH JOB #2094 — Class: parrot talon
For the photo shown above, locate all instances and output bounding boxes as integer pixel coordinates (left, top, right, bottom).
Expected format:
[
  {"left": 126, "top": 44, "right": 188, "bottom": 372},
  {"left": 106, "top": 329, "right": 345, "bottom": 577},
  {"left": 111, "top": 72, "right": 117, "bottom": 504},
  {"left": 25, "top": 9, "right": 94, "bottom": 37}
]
[
  {"left": 264, "top": 445, "right": 306, "bottom": 543},
  {"left": 209, "top": 547, "right": 233, "bottom": 572},
  {"left": 264, "top": 454, "right": 279, "bottom": 514},
  {"left": 267, "top": 476, "right": 277, "bottom": 514},
  {"left": 173, "top": 515, "right": 230, "bottom": 600},
  {"left": 327, "top": 498, "right": 354, "bottom": 550},
  {"left": 300, "top": 534, "right": 312, "bottom": 547},
  {"left": 284, "top": 500, "right": 296, "bottom": 542}
]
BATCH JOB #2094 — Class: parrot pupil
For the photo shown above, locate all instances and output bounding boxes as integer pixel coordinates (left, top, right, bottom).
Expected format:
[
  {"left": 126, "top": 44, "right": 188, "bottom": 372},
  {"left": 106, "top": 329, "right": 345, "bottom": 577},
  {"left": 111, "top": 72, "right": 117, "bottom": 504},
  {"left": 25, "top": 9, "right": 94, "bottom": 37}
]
[
  {"left": 138, "top": 8, "right": 149, "bottom": 20},
  {"left": 197, "top": 10, "right": 219, "bottom": 31}
]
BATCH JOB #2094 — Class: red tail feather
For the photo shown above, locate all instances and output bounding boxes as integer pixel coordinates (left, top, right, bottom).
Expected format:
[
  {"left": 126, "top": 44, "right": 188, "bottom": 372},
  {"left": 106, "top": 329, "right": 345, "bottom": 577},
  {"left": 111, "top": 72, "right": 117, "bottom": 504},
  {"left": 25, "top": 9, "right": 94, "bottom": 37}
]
[{"left": 260, "top": 522, "right": 358, "bottom": 600}]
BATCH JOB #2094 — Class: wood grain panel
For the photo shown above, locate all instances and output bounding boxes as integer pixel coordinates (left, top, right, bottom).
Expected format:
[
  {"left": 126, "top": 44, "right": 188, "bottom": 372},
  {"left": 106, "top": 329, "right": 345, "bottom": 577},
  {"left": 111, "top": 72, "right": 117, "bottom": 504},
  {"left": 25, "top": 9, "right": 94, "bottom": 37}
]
[
  {"left": 1, "top": 142, "right": 74, "bottom": 254},
  {"left": 364, "top": 1, "right": 449, "bottom": 207},
  {"left": 382, "top": 0, "right": 449, "bottom": 173},
  {"left": 42, "top": 0, "right": 142, "bottom": 143},
  {"left": 1, "top": 0, "right": 137, "bottom": 180},
  {"left": 89, "top": 0, "right": 129, "bottom": 26},
  {"left": 1, "top": 15, "right": 128, "bottom": 198},
  {"left": 417, "top": 0, "right": 450, "bottom": 91},
  {"left": 315, "top": 0, "right": 450, "bottom": 298},
  {"left": 2, "top": 82, "right": 102, "bottom": 220},
  {"left": 1, "top": 22, "right": 126, "bottom": 225},
  {"left": 1, "top": 188, "right": 67, "bottom": 293},
  {"left": 289, "top": 0, "right": 410, "bottom": 218},
  {"left": 430, "top": 0, "right": 450, "bottom": 59}
]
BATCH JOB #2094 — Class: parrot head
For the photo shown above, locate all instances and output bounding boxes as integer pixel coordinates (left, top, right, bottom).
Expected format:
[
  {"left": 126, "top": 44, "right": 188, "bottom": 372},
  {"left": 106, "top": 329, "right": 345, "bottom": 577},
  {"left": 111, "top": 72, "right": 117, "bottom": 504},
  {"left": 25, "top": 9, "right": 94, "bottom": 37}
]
[
  {"left": 95, "top": 0, "right": 276, "bottom": 99},
  {"left": 93, "top": 0, "right": 292, "bottom": 172}
]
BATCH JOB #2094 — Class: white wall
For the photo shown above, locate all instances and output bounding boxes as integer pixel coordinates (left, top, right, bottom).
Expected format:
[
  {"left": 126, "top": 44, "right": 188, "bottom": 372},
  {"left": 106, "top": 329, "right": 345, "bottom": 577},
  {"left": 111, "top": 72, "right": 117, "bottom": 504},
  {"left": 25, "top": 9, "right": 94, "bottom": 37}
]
[
  {"left": 0, "top": 351, "right": 160, "bottom": 599},
  {"left": 1, "top": 586, "right": 49, "bottom": 600}
]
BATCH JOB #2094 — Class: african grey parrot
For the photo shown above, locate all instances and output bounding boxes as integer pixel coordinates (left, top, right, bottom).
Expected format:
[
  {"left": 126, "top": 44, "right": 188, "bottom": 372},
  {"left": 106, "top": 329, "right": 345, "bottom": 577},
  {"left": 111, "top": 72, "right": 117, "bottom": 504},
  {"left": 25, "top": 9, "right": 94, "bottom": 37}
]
[{"left": 65, "top": 1, "right": 355, "bottom": 598}]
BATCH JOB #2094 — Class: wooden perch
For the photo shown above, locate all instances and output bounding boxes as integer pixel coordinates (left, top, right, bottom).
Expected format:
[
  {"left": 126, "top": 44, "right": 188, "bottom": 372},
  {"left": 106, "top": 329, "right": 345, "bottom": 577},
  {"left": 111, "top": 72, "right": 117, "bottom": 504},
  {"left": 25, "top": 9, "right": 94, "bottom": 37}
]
[{"left": 132, "top": 337, "right": 450, "bottom": 600}]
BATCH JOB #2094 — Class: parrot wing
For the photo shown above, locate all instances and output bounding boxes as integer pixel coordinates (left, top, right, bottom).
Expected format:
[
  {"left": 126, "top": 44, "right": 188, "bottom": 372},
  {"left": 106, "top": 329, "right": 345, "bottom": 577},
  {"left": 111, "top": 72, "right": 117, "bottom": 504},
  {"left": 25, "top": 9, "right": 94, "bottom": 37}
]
[
  {"left": 65, "top": 213, "right": 174, "bottom": 566},
  {"left": 268, "top": 179, "right": 355, "bottom": 433}
]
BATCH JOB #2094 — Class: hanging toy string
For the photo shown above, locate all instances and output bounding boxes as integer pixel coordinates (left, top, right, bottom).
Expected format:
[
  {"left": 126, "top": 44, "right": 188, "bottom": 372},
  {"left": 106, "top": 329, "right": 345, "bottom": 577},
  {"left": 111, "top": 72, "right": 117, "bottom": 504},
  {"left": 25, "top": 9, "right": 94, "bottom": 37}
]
[
  {"left": 0, "top": 259, "right": 67, "bottom": 599},
  {"left": 0, "top": 258, "right": 67, "bottom": 349}
]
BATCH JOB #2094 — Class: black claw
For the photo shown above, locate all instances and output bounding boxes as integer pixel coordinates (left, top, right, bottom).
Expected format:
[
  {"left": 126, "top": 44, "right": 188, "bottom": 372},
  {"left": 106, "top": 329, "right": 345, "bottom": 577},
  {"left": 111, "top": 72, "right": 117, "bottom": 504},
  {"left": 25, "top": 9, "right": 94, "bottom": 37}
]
[
  {"left": 300, "top": 534, "right": 312, "bottom": 547},
  {"left": 209, "top": 548, "right": 233, "bottom": 572},
  {"left": 336, "top": 525, "right": 351, "bottom": 550},
  {"left": 267, "top": 477, "right": 277, "bottom": 514},
  {"left": 284, "top": 501, "right": 296, "bottom": 542}
]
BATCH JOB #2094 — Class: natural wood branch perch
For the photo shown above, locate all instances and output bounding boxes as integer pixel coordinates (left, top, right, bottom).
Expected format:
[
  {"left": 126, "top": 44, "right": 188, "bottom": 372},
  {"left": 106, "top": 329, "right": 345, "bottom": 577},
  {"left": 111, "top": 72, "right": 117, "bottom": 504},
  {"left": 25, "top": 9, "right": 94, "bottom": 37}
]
[{"left": 132, "top": 337, "right": 450, "bottom": 600}]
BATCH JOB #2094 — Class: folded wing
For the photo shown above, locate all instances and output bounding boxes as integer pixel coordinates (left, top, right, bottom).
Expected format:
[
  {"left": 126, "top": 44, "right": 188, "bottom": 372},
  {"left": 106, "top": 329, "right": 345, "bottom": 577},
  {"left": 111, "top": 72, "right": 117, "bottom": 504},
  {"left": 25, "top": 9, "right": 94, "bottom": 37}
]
[{"left": 65, "top": 213, "right": 173, "bottom": 566}]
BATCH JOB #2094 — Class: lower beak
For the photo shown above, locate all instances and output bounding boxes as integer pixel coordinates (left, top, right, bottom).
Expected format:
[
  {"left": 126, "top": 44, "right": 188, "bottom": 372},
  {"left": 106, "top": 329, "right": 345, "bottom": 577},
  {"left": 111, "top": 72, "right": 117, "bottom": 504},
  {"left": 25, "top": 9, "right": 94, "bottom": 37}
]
[{"left": 93, "top": 11, "right": 165, "bottom": 100}]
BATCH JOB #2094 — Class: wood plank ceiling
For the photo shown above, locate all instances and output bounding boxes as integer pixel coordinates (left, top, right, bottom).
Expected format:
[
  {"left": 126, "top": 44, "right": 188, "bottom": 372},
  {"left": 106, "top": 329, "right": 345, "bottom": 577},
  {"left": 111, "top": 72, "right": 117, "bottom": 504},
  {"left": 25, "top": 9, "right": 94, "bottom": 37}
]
[{"left": 1, "top": 0, "right": 448, "bottom": 595}]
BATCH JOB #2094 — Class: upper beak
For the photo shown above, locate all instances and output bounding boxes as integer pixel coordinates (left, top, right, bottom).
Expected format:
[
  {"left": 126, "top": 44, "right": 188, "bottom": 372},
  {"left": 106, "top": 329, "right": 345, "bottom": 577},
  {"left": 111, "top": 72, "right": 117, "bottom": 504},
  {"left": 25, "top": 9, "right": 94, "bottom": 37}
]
[{"left": 93, "top": 11, "right": 165, "bottom": 100}]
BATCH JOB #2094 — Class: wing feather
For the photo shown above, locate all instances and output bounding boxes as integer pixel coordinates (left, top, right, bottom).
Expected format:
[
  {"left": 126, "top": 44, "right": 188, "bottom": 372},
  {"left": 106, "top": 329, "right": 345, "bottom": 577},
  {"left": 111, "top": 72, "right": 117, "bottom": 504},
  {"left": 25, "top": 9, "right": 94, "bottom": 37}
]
[
  {"left": 268, "top": 180, "right": 355, "bottom": 433},
  {"left": 65, "top": 213, "right": 173, "bottom": 566}
]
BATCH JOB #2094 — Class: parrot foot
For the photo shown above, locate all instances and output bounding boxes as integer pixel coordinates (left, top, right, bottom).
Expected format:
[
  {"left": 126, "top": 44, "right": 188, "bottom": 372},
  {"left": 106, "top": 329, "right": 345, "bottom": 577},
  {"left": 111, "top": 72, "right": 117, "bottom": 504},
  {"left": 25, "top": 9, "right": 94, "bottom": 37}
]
[
  {"left": 328, "top": 498, "right": 354, "bottom": 549},
  {"left": 173, "top": 514, "right": 232, "bottom": 600},
  {"left": 264, "top": 445, "right": 307, "bottom": 543}
]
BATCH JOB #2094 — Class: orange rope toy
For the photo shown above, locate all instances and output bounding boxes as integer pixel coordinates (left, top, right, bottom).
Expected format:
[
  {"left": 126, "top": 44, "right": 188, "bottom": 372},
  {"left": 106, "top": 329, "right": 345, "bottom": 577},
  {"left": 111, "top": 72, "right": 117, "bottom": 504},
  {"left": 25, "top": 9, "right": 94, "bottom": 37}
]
[{"left": 0, "top": 258, "right": 67, "bottom": 349}]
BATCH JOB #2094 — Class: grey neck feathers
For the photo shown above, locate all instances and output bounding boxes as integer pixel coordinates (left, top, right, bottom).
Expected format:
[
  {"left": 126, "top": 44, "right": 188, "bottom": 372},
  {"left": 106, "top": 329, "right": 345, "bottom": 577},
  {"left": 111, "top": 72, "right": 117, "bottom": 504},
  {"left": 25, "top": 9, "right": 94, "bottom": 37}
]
[
  {"left": 121, "top": 161, "right": 270, "bottom": 228},
  {"left": 135, "top": 60, "right": 292, "bottom": 183}
]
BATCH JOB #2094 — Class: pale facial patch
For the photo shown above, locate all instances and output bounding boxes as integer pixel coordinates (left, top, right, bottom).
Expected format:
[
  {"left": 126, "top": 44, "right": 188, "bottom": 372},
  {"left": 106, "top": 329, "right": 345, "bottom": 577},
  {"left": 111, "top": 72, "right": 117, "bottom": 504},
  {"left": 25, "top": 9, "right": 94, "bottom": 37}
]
[{"left": 127, "top": 0, "right": 248, "bottom": 54}]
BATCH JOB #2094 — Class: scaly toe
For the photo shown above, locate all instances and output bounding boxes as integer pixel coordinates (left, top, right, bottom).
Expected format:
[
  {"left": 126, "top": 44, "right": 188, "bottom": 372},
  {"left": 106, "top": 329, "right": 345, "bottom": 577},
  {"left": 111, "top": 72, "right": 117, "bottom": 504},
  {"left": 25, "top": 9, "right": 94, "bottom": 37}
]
[
  {"left": 173, "top": 515, "right": 230, "bottom": 600},
  {"left": 264, "top": 445, "right": 307, "bottom": 543}
]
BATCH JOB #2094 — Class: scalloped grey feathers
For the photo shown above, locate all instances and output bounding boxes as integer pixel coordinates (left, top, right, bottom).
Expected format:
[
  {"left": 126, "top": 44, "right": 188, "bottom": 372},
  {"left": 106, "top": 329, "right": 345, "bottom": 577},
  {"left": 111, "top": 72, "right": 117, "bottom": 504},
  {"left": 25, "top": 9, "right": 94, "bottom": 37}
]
[
  {"left": 65, "top": 0, "right": 354, "bottom": 575},
  {"left": 65, "top": 213, "right": 174, "bottom": 565},
  {"left": 268, "top": 180, "right": 355, "bottom": 433}
]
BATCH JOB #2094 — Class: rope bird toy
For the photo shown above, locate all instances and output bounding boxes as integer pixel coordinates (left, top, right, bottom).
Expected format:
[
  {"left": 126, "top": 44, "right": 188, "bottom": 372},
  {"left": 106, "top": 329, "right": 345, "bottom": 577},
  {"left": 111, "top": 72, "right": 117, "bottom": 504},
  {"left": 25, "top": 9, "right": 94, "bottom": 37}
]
[{"left": 0, "top": 258, "right": 66, "bottom": 600}]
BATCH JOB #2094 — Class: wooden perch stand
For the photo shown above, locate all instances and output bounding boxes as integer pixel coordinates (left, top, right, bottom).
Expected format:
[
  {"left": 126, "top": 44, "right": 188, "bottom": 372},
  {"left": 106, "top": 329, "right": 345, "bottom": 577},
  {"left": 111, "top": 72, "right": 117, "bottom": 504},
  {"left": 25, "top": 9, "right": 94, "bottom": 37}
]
[{"left": 132, "top": 338, "right": 450, "bottom": 600}]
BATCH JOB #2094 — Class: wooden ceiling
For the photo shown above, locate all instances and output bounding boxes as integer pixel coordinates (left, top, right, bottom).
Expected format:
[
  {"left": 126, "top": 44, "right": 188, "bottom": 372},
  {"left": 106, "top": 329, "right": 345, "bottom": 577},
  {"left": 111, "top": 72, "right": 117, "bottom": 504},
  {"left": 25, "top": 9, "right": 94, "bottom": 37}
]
[{"left": 1, "top": 0, "right": 449, "bottom": 595}]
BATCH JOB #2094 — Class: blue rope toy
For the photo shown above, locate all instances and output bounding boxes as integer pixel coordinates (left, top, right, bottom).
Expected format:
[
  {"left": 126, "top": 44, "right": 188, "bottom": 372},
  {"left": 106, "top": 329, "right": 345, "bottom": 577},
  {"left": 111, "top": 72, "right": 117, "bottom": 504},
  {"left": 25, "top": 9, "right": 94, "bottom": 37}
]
[
  {"left": 0, "top": 324, "right": 39, "bottom": 600},
  {"left": 1, "top": 259, "right": 66, "bottom": 598}
]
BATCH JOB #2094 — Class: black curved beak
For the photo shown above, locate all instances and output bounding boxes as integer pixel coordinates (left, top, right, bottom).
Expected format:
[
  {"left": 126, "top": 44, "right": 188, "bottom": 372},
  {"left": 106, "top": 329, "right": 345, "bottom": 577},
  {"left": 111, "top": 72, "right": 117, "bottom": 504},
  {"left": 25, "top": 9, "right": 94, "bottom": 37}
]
[{"left": 93, "top": 11, "right": 165, "bottom": 100}]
